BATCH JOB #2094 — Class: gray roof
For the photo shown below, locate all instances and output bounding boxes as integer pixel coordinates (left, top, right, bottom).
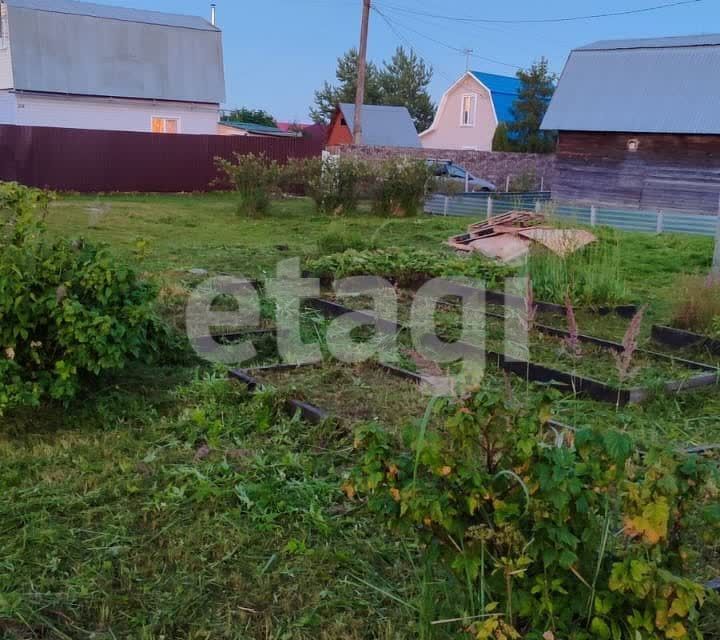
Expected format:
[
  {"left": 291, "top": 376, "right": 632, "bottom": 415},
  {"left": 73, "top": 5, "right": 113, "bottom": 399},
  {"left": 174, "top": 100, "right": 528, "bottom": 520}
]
[
  {"left": 6, "top": 0, "right": 225, "bottom": 103},
  {"left": 339, "top": 103, "right": 420, "bottom": 148},
  {"left": 541, "top": 34, "right": 720, "bottom": 135}
]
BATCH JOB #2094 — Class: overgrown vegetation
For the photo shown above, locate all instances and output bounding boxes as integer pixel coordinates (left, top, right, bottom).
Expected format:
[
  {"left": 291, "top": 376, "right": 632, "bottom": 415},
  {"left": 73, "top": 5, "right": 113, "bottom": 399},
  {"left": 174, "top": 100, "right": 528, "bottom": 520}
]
[
  {"left": 351, "top": 389, "right": 720, "bottom": 639},
  {"left": 0, "top": 183, "right": 167, "bottom": 414},
  {"left": 670, "top": 274, "right": 720, "bottom": 335},
  {"left": 216, "top": 152, "right": 280, "bottom": 216},
  {"left": 306, "top": 248, "right": 513, "bottom": 289}
]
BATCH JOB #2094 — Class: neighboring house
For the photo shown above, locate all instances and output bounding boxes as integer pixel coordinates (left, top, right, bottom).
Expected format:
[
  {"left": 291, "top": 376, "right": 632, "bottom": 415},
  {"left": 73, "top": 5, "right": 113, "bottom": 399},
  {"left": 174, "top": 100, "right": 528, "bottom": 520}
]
[
  {"left": 326, "top": 103, "right": 420, "bottom": 148},
  {"left": 217, "top": 121, "right": 302, "bottom": 138},
  {"left": 0, "top": 0, "right": 225, "bottom": 134},
  {"left": 277, "top": 121, "right": 328, "bottom": 143},
  {"left": 420, "top": 71, "right": 520, "bottom": 151},
  {"left": 542, "top": 34, "right": 720, "bottom": 213}
]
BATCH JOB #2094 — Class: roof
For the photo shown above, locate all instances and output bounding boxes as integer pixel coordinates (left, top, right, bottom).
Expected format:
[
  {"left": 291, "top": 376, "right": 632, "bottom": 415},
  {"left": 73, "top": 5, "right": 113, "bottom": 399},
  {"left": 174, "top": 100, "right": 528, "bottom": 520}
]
[
  {"left": 338, "top": 103, "right": 420, "bottom": 148},
  {"left": 220, "top": 121, "right": 302, "bottom": 138},
  {"left": 541, "top": 33, "right": 720, "bottom": 134},
  {"left": 5, "top": 0, "right": 225, "bottom": 104},
  {"left": 471, "top": 71, "right": 521, "bottom": 123}
]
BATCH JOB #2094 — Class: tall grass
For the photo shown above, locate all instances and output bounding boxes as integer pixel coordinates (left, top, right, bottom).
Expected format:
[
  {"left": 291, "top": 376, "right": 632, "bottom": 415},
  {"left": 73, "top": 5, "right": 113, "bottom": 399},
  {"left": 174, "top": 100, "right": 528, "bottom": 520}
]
[
  {"left": 670, "top": 274, "right": 720, "bottom": 334},
  {"left": 523, "top": 240, "right": 629, "bottom": 307}
]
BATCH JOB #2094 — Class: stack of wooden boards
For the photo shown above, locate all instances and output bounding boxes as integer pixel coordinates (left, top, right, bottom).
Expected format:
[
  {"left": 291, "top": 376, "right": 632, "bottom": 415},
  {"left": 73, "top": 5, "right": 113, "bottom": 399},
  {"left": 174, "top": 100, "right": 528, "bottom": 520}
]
[{"left": 448, "top": 211, "right": 596, "bottom": 262}]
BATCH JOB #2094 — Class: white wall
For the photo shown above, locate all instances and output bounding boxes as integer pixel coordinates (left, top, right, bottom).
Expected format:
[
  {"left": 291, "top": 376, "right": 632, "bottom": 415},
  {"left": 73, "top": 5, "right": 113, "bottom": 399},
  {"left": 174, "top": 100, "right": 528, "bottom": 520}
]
[
  {"left": 0, "top": 2, "right": 12, "bottom": 89},
  {"left": 0, "top": 89, "right": 15, "bottom": 123},
  {"left": 11, "top": 93, "right": 220, "bottom": 134}
]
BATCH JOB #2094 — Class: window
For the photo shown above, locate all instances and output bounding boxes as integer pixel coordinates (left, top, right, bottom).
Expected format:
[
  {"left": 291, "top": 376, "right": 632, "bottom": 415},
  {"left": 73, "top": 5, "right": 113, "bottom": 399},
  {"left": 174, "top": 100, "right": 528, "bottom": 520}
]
[
  {"left": 0, "top": 2, "right": 9, "bottom": 49},
  {"left": 151, "top": 117, "right": 179, "bottom": 134},
  {"left": 461, "top": 94, "right": 476, "bottom": 126},
  {"left": 447, "top": 165, "right": 467, "bottom": 179}
]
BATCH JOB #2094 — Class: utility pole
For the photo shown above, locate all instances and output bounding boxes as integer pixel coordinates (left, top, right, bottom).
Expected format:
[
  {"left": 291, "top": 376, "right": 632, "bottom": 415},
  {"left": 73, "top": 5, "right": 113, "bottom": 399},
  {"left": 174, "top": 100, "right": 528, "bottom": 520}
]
[{"left": 353, "top": 0, "right": 371, "bottom": 146}]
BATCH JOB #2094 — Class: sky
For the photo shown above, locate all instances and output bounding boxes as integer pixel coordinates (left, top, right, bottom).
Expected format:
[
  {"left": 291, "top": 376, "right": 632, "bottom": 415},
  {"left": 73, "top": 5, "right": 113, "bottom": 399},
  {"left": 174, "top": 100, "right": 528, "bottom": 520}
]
[{"left": 101, "top": 0, "right": 718, "bottom": 122}]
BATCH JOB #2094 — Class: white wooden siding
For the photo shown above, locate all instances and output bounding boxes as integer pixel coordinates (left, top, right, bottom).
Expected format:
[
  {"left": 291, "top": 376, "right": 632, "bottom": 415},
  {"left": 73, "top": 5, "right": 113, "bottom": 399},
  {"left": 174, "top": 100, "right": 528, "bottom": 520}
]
[
  {"left": 12, "top": 93, "right": 220, "bottom": 134},
  {"left": 0, "top": 89, "right": 16, "bottom": 123},
  {"left": 0, "top": 2, "right": 12, "bottom": 89}
]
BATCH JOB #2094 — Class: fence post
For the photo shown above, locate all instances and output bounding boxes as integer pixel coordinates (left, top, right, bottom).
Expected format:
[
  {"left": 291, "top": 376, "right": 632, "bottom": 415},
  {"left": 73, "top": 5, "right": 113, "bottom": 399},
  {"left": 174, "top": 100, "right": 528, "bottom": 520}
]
[
  {"left": 713, "top": 196, "right": 720, "bottom": 274},
  {"left": 443, "top": 195, "right": 449, "bottom": 216},
  {"left": 505, "top": 176, "right": 510, "bottom": 192},
  {"left": 535, "top": 200, "right": 542, "bottom": 214},
  {"left": 590, "top": 205, "right": 597, "bottom": 227},
  {"left": 540, "top": 175, "right": 545, "bottom": 192},
  {"left": 465, "top": 172, "right": 470, "bottom": 193},
  {"left": 487, "top": 196, "right": 494, "bottom": 219},
  {"left": 656, "top": 210, "right": 664, "bottom": 234}
]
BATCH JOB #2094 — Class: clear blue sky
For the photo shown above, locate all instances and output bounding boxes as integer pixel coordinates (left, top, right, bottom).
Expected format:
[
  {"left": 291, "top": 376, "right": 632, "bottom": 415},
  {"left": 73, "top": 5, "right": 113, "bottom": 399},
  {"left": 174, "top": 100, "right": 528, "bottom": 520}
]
[{"left": 107, "top": 0, "right": 716, "bottom": 122}]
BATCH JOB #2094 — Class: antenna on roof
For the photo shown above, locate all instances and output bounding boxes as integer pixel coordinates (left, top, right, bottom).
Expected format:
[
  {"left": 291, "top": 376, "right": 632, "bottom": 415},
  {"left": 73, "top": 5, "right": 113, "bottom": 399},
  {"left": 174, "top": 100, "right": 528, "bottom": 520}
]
[
  {"left": 463, "top": 48, "right": 474, "bottom": 72},
  {"left": 210, "top": 3, "right": 217, "bottom": 26}
]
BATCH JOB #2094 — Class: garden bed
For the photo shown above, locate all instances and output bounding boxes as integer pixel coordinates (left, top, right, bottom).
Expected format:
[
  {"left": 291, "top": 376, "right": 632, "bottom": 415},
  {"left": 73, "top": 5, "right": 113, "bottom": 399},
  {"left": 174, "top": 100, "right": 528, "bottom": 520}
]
[{"left": 652, "top": 324, "right": 720, "bottom": 354}]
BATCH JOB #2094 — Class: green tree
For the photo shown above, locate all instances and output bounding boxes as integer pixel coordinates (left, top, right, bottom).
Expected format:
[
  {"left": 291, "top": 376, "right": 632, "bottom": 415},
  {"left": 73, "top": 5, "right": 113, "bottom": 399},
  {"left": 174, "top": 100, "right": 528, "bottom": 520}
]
[
  {"left": 222, "top": 108, "right": 277, "bottom": 127},
  {"left": 492, "top": 122, "right": 514, "bottom": 152},
  {"left": 310, "top": 49, "right": 383, "bottom": 124},
  {"left": 379, "top": 47, "right": 435, "bottom": 131},
  {"left": 508, "top": 57, "right": 557, "bottom": 153}
]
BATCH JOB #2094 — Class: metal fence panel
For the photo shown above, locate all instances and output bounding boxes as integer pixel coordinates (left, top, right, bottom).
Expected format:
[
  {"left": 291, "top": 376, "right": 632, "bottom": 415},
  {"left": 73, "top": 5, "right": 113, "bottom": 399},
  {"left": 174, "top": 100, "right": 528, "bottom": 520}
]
[{"left": 426, "top": 193, "right": 720, "bottom": 238}]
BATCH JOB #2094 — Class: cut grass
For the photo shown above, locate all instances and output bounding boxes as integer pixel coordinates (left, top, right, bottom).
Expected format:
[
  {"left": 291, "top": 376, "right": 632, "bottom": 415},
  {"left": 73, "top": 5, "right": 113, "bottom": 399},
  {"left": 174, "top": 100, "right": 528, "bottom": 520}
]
[{"left": 3, "top": 193, "right": 720, "bottom": 638}]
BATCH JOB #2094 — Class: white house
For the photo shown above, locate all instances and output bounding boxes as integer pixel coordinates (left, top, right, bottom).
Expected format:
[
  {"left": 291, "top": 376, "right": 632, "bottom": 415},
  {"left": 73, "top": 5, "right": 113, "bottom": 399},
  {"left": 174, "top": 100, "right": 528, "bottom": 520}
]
[
  {"left": 0, "top": 0, "right": 225, "bottom": 134},
  {"left": 420, "top": 71, "right": 520, "bottom": 151}
]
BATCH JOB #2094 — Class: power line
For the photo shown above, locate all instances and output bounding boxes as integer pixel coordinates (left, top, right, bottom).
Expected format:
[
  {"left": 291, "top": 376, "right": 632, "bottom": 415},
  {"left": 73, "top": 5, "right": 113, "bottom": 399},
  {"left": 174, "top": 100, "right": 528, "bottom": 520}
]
[
  {"left": 372, "top": 7, "right": 457, "bottom": 82},
  {"left": 374, "top": 0, "right": 703, "bottom": 25},
  {"left": 376, "top": 8, "right": 523, "bottom": 69}
]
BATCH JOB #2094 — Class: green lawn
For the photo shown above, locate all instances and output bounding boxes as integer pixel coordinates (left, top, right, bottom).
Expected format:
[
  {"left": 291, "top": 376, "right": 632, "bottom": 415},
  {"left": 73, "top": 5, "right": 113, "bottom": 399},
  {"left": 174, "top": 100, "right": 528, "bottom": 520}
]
[{"left": 2, "top": 193, "right": 720, "bottom": 639}]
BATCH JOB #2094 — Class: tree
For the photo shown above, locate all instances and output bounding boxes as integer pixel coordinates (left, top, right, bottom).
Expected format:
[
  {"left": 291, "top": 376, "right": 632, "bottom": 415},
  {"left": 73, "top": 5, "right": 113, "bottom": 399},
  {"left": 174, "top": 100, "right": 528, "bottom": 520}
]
[
  {"left": 310, "top": 46, "right": 435, "bottom": 131},
  {"left": 508, "top": 57, "right": 557, "bottom": 153},
  {"left": 310, "top": 49, "right": 383, "bottom": 124},
  {"left": 223, "top": 108, "right": 277, "bottom": 127},
  {"left": 379, "top": 47, "right": 435, "bottom": 131},
  {"left": 492, "top": 122, "right": 514, "bottom": 152}
]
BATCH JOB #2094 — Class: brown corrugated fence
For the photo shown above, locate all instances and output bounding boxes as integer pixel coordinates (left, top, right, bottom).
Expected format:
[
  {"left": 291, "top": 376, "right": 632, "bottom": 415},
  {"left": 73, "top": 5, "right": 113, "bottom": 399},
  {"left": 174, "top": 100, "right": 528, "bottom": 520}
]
[{"left": 0, "top": 124, "right": 324, "bottom": 192}]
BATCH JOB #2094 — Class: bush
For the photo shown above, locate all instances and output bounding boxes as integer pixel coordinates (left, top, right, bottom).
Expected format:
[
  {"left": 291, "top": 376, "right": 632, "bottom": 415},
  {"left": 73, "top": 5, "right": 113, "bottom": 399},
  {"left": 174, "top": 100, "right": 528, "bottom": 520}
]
[
  {"left": 215, "top": 153, "right": 280, "bottom": 216},
  {"left": 370, "top": 158, "right": 433, "bottom": 217},
  {"left": 508, "top": 170, "right": 539, "bottom": 193},
  {"left": 306, "top": 248, "right": 513, "bottom": 289},
  {"left": 316, "top": 223, "right": 375, "bottom": 255},
  {"left": 0, "top": 182, "right": 167, "bottom": 414},
  {"left": 349, "top": 388, "right": 720, "bottom": 639},
  {"left": 670, "top": 274, "right": 720, "bottom": 335}
]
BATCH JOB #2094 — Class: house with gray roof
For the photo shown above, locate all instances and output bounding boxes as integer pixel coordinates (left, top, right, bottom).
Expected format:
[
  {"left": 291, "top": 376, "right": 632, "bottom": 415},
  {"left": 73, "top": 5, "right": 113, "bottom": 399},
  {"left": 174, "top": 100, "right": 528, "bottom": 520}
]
[
  {"left": 326, "top": 103, "right": 420, "bottom": 148},
  {"left": 0, "top": 0, "right": 225, "bottom": 134},
  {"left": 542, "top": 34, "right": 720, "bottom": 213}
]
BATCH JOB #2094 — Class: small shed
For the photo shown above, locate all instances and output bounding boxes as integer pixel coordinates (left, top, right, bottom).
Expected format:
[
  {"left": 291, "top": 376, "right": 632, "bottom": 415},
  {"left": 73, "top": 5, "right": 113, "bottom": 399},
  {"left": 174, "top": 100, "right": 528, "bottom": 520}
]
[
  {"left": 326, "top": 103, "right": 420, "bottom": 148},
  {"left": 542, "top": 34, "right": 720, "bottom": 213}
]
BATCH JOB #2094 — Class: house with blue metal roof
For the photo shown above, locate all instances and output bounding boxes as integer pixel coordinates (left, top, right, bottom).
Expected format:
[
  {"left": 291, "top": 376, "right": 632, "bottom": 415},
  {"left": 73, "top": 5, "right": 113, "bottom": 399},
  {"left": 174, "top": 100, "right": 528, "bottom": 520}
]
[
  {"left": 0, "top": 0, "right": 225, "bottom": 134},
  {"left": 419, "top": 71, "right": 520, "bottom": 151}
]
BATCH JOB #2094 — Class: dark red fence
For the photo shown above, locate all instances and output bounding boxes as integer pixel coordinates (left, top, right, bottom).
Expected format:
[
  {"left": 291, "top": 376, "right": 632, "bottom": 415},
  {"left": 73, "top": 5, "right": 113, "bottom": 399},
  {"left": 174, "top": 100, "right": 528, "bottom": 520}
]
[{"left": 0, "top": 124, "right": 324, "bottom": 193}]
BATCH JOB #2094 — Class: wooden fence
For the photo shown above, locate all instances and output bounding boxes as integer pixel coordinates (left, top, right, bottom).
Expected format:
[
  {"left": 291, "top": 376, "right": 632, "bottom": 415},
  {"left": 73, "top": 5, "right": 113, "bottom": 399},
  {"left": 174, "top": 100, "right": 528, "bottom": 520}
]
[{"left": 0, "top": 124, "right": 324, "bottom": 193}]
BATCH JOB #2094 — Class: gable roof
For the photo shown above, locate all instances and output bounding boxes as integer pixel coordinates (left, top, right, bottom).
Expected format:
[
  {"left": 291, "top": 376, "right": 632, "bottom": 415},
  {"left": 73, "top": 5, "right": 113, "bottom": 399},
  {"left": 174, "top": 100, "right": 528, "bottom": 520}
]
[
  {"left": 541, "top": 33, "right": 720, "bottom": 134},
  {"left": 5, "top": 0, "right": 225, "bottom": 103},
  {"left": 470, "top": 71, "right": 521, "bottom": 123},
  {"left": 338, "top": 103, "right": 420, "bottom": 148}
]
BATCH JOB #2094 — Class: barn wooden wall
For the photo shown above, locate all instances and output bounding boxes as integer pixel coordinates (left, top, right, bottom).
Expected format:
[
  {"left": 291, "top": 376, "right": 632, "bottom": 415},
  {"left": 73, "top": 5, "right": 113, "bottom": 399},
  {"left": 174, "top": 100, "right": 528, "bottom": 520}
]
[{"left": 554, "top": 132, "right": 720, "bottom": 213}]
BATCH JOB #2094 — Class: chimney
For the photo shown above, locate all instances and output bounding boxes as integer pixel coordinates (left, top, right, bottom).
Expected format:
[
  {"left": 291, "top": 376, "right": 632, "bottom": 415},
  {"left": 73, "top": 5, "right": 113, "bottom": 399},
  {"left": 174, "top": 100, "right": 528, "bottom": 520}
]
[{"left": 210, "top": 3, "right": 216, "bottom": 26}]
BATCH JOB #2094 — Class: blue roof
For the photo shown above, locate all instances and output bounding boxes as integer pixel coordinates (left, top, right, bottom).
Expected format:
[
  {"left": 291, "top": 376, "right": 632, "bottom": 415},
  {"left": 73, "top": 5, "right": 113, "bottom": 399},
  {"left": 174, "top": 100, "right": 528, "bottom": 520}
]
[{"left": 470, "top": 71, "right": 521, "bottom": 123}]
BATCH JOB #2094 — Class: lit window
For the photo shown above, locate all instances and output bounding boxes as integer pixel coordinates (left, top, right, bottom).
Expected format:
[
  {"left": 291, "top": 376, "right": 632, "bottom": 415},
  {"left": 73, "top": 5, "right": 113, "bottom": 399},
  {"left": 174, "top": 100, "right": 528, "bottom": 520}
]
[
  {"left": 151, "top": 117, "right": 179, "bottom": 134},
  {"left": 461, "top": 94, "right": 476, "bottom": 126}
]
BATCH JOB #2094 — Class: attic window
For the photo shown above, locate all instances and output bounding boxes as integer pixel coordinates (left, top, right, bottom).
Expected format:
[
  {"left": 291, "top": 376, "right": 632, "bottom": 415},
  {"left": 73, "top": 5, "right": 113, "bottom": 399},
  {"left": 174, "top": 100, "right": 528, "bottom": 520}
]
[
  {"left": 461, "top": 94, "right": 477, "bottom": 127},
  {"left": 341, "top": 118, "right": 347, "bottom": 126},
  {"left": 627, "top": 138, "right": 640, "bottom": 152}
]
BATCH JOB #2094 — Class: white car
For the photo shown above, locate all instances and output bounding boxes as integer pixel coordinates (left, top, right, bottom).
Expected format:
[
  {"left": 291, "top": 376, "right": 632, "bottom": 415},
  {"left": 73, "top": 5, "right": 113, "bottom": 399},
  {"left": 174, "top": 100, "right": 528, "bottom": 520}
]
[{"left": 428, "top": 160, "right": 497, "bottom": 192}]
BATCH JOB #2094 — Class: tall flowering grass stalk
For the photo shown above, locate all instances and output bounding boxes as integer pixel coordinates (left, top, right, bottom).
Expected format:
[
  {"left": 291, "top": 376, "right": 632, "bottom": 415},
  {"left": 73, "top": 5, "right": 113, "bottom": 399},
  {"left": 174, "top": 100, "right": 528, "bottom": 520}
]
[
  {"left": 613, "top": 305, "right": 648, "bottom": 388},
  {"left": 522, "top": 278, "right": 538, "bottom": 333},
  {"left": 563, "top": 295, "right": 582, "bottom": 358}
]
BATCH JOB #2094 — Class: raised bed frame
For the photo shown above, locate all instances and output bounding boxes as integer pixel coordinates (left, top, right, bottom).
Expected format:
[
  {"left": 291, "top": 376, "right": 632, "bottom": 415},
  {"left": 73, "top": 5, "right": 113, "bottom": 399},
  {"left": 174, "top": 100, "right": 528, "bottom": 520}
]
[{"left": 652, "top": 325, "right": 720, "bottom": 355}]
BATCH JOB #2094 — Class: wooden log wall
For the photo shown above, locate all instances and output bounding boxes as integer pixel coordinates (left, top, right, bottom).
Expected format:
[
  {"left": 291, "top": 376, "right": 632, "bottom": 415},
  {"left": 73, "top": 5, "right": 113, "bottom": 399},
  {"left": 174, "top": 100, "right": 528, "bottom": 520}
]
[{"left": 554, "top": 131, "right": 720, "bottom": 213}]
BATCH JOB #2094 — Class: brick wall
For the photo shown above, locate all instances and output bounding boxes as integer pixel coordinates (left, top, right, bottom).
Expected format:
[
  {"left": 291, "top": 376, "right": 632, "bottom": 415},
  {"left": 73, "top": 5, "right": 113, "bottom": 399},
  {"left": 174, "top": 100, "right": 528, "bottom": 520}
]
[{"left": 327, "top": 145, "right": 556, "bottom": 190}]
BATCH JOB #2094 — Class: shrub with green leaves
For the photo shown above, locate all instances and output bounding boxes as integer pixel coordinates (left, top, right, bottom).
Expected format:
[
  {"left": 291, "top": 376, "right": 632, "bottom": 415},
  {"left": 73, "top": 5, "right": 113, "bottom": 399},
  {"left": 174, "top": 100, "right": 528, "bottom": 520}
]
[
  {"left": 349, "top": 389, "right": 720, "bottom": 639},
  {"left": 0, "top": 182, "right": 167, "bottom": 414},
  {"left": 303, "top": 156, "right": 374, "bottom": 215},
  {"left": 306, "top": 248, "right": 514, "bottom": 289},
  {"left": 215, "top": 152, "right": 280, "bottom": 216},
  {"left": 370, "top": 158, "right": 433, "bottom": 217}
]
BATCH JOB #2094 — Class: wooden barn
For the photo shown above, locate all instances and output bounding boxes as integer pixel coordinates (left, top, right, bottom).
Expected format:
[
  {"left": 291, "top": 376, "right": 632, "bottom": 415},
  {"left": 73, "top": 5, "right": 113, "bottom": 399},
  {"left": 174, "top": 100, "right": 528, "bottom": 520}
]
[{"left": 542, "top": 35, "right": 720, "bottom": 213}]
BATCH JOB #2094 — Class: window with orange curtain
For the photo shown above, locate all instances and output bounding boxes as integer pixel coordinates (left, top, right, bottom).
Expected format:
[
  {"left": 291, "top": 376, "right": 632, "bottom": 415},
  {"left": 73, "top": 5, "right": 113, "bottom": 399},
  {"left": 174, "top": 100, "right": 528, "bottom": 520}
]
[{"left": 151, "top": 117, "right": 179, "bottom": 133}]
